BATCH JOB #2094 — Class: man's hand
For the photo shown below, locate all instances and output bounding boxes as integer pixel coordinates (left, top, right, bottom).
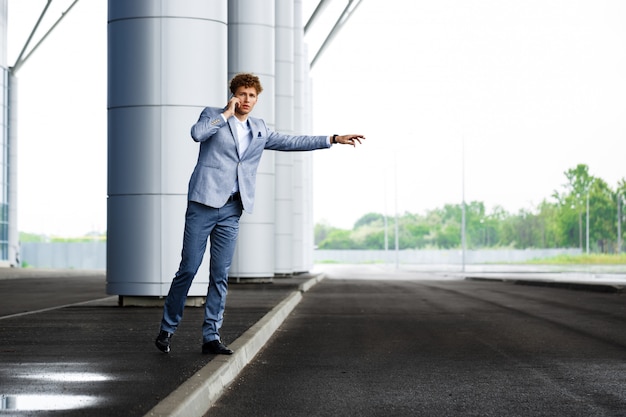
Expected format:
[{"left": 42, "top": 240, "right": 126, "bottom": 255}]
[
  {"left": 223, "top": 96, "right": 240, "bottom": 119},
  {"left": 335, "top": 134, "right": 365, "bottom": 147}
]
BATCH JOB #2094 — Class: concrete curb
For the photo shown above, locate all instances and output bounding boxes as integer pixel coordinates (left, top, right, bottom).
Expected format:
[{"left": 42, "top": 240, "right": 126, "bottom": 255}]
[
  {"left": 465, "top": 275, "right": 624, "bottom": 293},
  {"left": 145, "top": 273, "right": 326, "bottom": 417}
]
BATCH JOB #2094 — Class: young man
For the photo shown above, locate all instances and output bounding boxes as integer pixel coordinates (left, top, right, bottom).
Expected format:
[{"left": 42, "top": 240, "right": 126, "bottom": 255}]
[{"left": 155, "top": 73, "right": 364, "bottom": 355}]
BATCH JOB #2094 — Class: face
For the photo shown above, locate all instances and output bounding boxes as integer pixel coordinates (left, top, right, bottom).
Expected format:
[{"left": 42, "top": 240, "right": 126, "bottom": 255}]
[{"left": 233, "top": 86, "right": 258, "bottom": 116}]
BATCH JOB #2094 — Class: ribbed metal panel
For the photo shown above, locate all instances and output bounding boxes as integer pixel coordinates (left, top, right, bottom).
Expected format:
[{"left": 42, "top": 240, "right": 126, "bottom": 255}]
[
  {"left": 228, "top": 0, "right": 276, "bottom": 278},
  {"left": 107, "top": 0, "right": 227, "bottom": 296}
]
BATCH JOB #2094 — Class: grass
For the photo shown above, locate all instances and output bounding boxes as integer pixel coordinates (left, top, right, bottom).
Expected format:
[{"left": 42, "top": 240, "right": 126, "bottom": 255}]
[{"left": 527, "top": 253, "right": 626, "bottom": 265}]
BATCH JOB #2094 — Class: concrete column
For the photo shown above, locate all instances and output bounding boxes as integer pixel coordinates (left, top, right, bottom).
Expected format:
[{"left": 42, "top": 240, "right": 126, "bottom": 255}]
[
  {"left": 7, "top": 71, "right": 17, "bottom": 267},
  {"left": 107, "top": 0, "right": 227, "bottom": 296},
  {"left": 0, "top": 0, "right": 4, "bottom": 62},
  {"left": 228, "top": 0, "right": 276, "bottom": 278},
  {"left": 292, "top": 0, "right": 306, "bottom": 272},
  {"left": 274, "top": 0, "right": 295, "bottom": 275},
  {"left": 1, "top": 0, "right": 16, "bottom": 267},
  {"left": 302, "top": 71, "right": 315, "bottom": 271}
]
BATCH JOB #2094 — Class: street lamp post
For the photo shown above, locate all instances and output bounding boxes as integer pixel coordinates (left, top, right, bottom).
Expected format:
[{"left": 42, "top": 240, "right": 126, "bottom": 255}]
[
  {"left": 585, "top": 180, "right": 594, "bottom": 255},
  {"left": 586, "top": 190, "right": 590, "bottom": 254},
  {"left": 394, "top": 153, "right": 399, "bottom": 269},
  {"left": 461, "top": 138, "right": 466, "bottom": 272},
  {"left": 618, "top": 194, "right": 622, "bottom": 254}
]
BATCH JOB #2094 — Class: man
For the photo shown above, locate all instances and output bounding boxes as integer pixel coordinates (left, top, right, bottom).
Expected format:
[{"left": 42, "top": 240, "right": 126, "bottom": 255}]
[{"left": 155, "top": 73, "right": 364, "bottom": 355}]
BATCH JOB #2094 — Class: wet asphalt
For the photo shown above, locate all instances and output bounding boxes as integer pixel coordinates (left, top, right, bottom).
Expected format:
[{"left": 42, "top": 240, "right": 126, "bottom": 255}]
[
  {"left": 0, "top": 265, "right": 625, "bottom": 416},
  {"left": 0, "top": 268, "right": 310, "bottom": 416}
]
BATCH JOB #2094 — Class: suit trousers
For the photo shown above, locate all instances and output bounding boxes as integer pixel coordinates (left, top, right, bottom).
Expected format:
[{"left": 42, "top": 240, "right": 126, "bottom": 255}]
[{"left": 160, "top": 199, "right": 242, "bottom": 343}]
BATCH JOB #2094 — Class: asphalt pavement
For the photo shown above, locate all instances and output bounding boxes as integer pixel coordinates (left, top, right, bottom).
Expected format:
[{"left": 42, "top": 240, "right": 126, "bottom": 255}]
[
  {"left": 0, "top": 268, "right": 320, "bottom": 417},
  {"left": 0, "top": 265, "right": 625, "bottom": 417},
  {"left": 208, "top": 265, "right": 626, "bottom": 417}
]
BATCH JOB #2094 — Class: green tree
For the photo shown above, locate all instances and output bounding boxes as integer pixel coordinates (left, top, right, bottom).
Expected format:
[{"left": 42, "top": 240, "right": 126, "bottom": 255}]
[
  {"left": 559, "top": 164, "right": 594, "bottom": 249},
  {"left": 587, "top": 179, "right": 617, "bottom": 253},
  {"left": 317, "top": 229, "right": 356, "bottom": 249},
  {"left": 313, "top": 165, "right": 623, "bottom": 252},
  {"left": 314, "top": 221, "right": 334, "bottom": 246},
  {"left": 354, "top": 212, "right": 384, "bottom": 229},
  {"left": 535, "top": 200, "right": 561, "bottom": 248},
  {"left": 499, "top": 208, "right": 545, "bottom": 249}
]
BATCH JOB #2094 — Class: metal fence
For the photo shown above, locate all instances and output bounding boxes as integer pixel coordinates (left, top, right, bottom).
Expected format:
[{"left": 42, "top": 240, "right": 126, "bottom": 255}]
[
  {"left": 21, "top": 242, "right": 106, "bottom": 270},
  {"left": 19, "top": 242, "right": 581, "bottom": 270},
  {"left": 314, "top": 248, "right": 582, "bottom": 265}
]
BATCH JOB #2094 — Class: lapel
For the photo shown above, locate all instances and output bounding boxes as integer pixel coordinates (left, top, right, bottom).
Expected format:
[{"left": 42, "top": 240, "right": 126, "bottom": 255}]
[
  {"left": 227, "top": 117, "right": 241, "bottom": 157},
  {"left": 247, "top": 118, "right": 264, "bottom": 155}
]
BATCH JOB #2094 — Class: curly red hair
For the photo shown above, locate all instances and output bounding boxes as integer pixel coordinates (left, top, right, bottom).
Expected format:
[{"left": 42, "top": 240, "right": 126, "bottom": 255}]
[{"left": 229, "top": 73, "right": 263, "bottom": 95}]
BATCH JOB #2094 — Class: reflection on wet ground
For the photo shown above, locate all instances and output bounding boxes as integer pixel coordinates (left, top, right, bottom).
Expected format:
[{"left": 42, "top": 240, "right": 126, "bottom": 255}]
[
  {"left": 1, "top": 369, "right": 109, "bottom": 412},
  {"left": 19, "top": 371, "right": 109, "bottom": 383},
  {"left": 1, "top": 394, "right": 98, "bottom": 411}
]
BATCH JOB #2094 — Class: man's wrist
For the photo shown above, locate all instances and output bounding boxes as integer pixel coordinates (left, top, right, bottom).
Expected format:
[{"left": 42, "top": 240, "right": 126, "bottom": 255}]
[{"left": 332, "top": 134, "right": 338, "bottom": 144}]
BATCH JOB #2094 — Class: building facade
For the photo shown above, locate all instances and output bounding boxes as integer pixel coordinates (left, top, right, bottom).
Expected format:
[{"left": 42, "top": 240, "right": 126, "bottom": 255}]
[{"left": 106, "top": 0, "right": 315, "bottom": 297}]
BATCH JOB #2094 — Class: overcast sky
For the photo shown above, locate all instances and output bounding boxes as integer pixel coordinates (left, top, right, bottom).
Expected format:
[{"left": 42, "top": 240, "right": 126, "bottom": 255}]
[{"left": 7, "top": 0, "right": 626, "bottom": 235}]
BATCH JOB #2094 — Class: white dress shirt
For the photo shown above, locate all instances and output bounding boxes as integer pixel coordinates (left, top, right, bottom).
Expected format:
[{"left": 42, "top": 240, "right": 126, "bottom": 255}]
[{"left": 232, "top": 118, "right": 252, "bottom": 193}]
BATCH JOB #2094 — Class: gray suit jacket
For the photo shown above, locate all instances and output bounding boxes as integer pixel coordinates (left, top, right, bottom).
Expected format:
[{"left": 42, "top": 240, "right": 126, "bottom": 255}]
[{"left": 188, "top": 106, "right": 330, "bottom": 213}]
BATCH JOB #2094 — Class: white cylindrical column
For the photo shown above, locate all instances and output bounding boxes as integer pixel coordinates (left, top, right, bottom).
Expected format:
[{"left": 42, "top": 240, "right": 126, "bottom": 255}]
[
  {"left": 7, "top": 71, "right": 17, "bottom": 267},
  {"left": 302, "top": 69, "right": 315, "bottom": 272},
  {"left": 107, "top": 0, "right": 227, "bottom": 296},
  {"left": 274, "top": 0, "right": 295, "bottom": 275},
  {"left": 228, "top": 0, "right": 276, "bottom": 278},
  {"left": 1, "top": 0, "right": 16, "bottom": 267},
  {"left": 292, "top": 0, "right": 307, "bottom": 272}
]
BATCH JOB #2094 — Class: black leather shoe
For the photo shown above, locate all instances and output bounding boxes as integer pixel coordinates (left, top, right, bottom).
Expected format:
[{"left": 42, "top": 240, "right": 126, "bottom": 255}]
[
  {"left": 202, "top": 340, "right": 233, "bottom": 355},
  {"left": 155, "top": 330, "right": 172, "bottom": 353}
]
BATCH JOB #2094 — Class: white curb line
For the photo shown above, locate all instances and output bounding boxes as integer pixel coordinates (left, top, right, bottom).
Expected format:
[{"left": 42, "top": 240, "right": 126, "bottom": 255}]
[{"left": 145, "top": 274, "right": 325, "bottom": 417}]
